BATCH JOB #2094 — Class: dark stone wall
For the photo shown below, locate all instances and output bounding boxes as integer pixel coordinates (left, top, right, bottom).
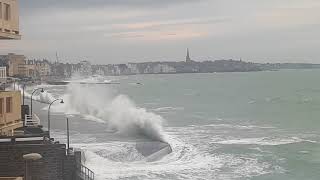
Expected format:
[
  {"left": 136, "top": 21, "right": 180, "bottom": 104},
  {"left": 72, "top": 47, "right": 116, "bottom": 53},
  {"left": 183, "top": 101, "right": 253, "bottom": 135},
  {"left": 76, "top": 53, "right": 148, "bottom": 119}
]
[
  {"left": 63, "top": 154, "right": 77, "bottom": 180},
  {"left": 0, "top": 144, "right": 66, "bottom": 180}
]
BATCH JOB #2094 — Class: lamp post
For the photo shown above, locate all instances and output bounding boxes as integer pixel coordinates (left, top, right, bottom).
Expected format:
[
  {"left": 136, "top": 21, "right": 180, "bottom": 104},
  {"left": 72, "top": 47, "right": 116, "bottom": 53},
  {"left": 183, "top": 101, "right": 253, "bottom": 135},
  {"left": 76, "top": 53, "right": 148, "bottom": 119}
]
[
  {"left": 48, "top": 99, "right": 64, "bottom": 138},
  {"left": 30, "top": 88, "right": 44, "bottom": 115},
  {"left": 22, "top": 84, "right": 26, "bottom": 105},
  {"left": 66, "top": 117, "right": 70, "bottom": 153},
  {"left": 23, "top": 153, "right": 42, "bottom": 180},
  {"left": 10, "top": 77, "right": 18, "bottom": 91}
]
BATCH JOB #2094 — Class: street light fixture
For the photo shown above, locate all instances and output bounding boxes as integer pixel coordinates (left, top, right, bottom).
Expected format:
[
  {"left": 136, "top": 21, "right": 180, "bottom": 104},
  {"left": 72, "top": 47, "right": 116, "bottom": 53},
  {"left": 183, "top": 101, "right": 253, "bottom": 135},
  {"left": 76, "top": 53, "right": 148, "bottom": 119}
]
[
  {"left": 23, "top": 153, "right": 42, "bottom": 160},
  {"left": 30, "top": 88, "right": 44, "bottom": 116},
  {"left": 48, "top": 99, "right": 64, "bottom": 138},
  {"left": 23, "top": 153, "right": 42, "bottom": 180}
]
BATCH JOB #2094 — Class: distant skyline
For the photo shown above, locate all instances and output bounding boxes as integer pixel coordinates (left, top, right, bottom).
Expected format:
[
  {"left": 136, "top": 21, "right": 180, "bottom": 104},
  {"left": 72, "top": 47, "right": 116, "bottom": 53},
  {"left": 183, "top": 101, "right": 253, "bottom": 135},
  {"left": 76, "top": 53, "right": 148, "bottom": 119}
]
[{"left": 0, "top": 0, "right": 320, "bottom": 64}]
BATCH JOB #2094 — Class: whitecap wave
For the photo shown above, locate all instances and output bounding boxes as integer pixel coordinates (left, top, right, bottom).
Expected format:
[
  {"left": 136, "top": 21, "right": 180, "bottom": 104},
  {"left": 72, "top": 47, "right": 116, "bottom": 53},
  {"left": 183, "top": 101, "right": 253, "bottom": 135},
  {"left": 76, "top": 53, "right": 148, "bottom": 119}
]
[
  {"left": 72, "top": 136, "right": 271, "bottom": 180},
  {"left": 213, "top": 137, "right": 315, "bottom": 146},
  {"left": 152, "top": 106, "right": 184, "bottom": 112},
  {"left": 204, "top": 124, "right": 275, "bottom": 130},
  {"left": 69, "top": 74, "right": 115, "bottom": 84},
  {"left": 53, "top": 83, "right": 168, "bottom": 142}
]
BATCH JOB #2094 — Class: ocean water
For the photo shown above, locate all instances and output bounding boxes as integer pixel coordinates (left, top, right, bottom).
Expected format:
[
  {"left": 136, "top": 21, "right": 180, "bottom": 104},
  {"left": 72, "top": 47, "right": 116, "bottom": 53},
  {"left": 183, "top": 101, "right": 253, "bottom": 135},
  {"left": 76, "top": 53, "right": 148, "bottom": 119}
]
[{"left": 26, "top": 69, "right": 320, "bottom": 180}]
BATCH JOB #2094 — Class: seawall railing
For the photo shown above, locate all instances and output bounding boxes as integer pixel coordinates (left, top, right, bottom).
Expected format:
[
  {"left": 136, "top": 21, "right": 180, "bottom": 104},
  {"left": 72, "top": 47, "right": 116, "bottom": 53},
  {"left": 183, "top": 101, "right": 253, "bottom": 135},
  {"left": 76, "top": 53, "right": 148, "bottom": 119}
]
[
  {"left": 24, "top": 114, "right": 40, "bottom": 127},
  {"left": 76, "top": 163, "right": 95, "bottom": 180}
]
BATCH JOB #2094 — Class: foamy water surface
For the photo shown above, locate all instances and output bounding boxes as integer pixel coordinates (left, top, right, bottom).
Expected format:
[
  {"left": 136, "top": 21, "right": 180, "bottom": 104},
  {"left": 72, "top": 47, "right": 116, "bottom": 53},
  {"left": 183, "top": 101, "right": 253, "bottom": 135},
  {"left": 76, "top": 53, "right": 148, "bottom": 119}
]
[{"left": 23, "top": 71, "right": 320, "bottom": 180}]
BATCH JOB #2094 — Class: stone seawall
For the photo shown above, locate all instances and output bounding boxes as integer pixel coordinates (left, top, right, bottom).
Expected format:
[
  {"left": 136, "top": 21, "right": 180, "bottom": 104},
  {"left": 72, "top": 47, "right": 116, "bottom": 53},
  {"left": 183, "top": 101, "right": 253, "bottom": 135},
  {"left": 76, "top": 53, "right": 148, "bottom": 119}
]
[{"left": 0, "top": 143, "right": 80, "bottom": 180}]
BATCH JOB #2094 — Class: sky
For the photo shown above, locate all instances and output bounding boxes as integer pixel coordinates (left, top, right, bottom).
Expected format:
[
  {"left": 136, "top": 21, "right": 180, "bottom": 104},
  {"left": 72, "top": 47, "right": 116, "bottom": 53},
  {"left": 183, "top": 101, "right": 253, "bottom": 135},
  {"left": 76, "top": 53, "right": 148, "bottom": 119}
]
[{"left": 1, "top": 0, "right": 320, "bottom": 64}]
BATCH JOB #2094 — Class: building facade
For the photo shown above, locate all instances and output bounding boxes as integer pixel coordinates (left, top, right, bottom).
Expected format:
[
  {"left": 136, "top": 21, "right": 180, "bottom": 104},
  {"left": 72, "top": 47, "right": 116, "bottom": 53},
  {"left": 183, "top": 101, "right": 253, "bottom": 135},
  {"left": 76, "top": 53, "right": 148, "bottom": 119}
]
[
  {"left": 35, "top": 60, "right": 50, "bottom": 77},
  {"left": 25, "top": 59, "right": 51, "bottom": 79},
  {"left": 0, "top": 90, "right": 22, "bottom": 136},
  {"left": 0, "top": 54, "right": 52, "bottom": 79},
  {"left": 79, "top": 61, "right": 92, "bottom": 76},
  {"left": 0, "top": 0, "right": 20, "bottom": 39},
  {"left": 3, "top": 53, "right": 26, "bottom": 77},
  {"left": 21, "top": 63, "right": 36, "bottom": 78}
]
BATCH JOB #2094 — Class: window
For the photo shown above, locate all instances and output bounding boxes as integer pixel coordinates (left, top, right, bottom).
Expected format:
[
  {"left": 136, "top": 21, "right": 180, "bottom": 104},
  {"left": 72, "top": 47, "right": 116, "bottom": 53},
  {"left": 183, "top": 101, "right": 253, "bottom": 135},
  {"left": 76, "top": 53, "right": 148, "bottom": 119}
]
[
  {"left": 4, "top": 3, "right": 10, "bottom": 21},
  {"left": 0, "top": 98, "right": 3, "bottom": 114},
  {"left": 6, "top": 97, "right": 12, "bottom": 113}
]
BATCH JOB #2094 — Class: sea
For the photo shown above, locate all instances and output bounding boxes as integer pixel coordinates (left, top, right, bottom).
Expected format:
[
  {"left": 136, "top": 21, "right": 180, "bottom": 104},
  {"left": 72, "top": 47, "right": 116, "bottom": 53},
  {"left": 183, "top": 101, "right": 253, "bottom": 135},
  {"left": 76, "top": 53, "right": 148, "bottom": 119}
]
[{"left": 23, "top": 69, "right": 320, "bottom": 180}]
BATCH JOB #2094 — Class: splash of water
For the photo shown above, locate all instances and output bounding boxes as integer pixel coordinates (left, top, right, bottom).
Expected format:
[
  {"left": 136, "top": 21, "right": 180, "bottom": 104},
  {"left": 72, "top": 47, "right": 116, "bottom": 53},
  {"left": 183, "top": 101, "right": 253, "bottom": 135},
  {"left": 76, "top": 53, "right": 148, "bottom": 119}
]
[
  {"left": 56, "top": 83, "right": 168, "bottom": 142},
  {"left": 15, "top": 84, "right": 56, "bottom": 104}
]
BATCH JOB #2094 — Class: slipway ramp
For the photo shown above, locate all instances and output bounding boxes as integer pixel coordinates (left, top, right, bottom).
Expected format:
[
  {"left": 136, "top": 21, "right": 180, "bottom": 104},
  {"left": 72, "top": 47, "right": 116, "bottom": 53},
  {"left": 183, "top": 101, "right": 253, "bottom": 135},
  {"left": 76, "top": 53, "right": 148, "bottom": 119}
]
[{"left": 136, "top": 141, "right": 172, "bottom": 162}]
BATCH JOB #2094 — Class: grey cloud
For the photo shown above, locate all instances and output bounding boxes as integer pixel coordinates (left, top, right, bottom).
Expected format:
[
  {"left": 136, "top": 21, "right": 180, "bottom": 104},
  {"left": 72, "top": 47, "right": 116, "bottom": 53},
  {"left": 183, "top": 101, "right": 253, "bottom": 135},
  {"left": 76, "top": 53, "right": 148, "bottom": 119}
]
[
  {"left": 131, "top": 18, "right": 232, "bottom": 30},
  {"left": 87, "top": 17, "right": 231, "bottom": 34},
  {"left": 20, "top": 0, "right": 203, "bottom": 11},
  {"left": 8, "top": 0, "right": 320, "bottom": 63}
]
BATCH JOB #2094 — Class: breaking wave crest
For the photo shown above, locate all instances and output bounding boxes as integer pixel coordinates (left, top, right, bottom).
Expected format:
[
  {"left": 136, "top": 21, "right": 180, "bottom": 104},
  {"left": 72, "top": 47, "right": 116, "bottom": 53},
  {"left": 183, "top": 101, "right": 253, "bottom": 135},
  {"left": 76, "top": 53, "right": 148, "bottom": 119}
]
[
  {"left": 56, "top": 83, "right": 168, "bottom": 142},
  {"left": 15, "top": 82, "right": 168, "bottom": 142}
]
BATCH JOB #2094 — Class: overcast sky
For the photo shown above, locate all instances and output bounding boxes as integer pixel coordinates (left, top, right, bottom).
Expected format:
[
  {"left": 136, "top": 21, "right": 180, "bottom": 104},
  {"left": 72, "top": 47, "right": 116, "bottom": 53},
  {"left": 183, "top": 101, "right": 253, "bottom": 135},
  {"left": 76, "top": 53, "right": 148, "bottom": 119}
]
[{"left": 1, "top": 0, "right": 320, "bottom": 64}]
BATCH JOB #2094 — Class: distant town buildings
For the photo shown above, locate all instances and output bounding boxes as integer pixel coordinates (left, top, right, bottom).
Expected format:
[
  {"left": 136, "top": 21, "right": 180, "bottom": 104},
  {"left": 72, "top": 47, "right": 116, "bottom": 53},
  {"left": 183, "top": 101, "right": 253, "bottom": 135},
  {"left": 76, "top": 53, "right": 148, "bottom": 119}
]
[
  {"left": 78, "top": 60, "right": 92, "bottom": 76},
  {"left": 0, "top": 54, "right": 263, "bottom": 78},
  {"left": 2, "top": 51, "right": 320, "bottom": 80},
  {"left": 0, "top": 0, "right": 20, "bottom": 39},
  {"left": 35, "top": 59, "right": 51, "bottom": 77},
  {"left": 25, "top": 59, "right": 51, "bottom": 79},
  {"left": 5, "top": 51, "right": 320, "bottom": 79},
  {"left": 0, "top": 53, "right": 51, "bottom": 80},
  {"left": 4, "top": 53, "right": 25, "bottom": 77}
]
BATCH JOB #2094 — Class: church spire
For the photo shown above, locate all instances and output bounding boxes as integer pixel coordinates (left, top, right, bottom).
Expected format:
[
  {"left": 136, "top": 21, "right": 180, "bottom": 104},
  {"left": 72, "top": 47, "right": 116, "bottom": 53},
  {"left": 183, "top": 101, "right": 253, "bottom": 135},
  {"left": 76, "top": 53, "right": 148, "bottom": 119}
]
[{"left": 186, "top": 48, "right": 191, "bottom": 62}]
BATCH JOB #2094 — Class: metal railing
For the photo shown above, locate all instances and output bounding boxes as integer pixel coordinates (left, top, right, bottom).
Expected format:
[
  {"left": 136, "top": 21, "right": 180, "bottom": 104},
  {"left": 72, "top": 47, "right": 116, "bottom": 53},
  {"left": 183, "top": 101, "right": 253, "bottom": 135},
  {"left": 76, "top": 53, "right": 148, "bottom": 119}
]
[
  {"left": 24, "top": 114, "right": 40, "bottom": 127},
  {"left": 76, "top": 163, "right": 95, "bottom": 180}
]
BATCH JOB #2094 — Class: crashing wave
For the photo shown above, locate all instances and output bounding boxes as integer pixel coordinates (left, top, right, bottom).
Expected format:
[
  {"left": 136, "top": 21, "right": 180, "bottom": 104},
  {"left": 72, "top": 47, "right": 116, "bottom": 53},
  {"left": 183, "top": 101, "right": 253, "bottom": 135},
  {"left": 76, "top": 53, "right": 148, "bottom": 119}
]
[{"left": 52, "top": 83, "right": 168, "bottom": 143}]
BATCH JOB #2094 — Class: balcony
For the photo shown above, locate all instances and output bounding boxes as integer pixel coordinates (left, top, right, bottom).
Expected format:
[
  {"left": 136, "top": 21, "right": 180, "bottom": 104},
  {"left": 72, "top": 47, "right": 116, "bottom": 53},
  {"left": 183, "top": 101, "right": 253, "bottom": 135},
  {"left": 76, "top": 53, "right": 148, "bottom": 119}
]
[
  {"left": 0, "top": 0, "right": 21, "bottom": 40},
  {"left": 0, "top": 30, "right": 20, "bottom": 39}
]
